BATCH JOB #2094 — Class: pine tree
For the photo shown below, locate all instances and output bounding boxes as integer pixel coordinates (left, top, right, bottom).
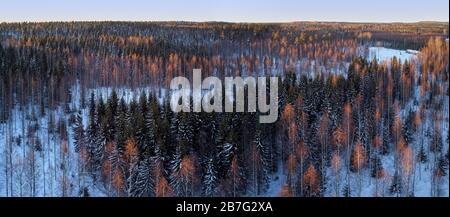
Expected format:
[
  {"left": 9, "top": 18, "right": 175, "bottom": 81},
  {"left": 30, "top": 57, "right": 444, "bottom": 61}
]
[
  {"left": 254, "top": 128, "right": 270, "bottom": 195},
  {"left": 377, "top": 128, "right": 385, "bottom": 154},
  {"left": 131, "top": 157, "right": 155, "bottom": 197},
  {"left": 156, "top": 102, "right": 170, "bottom": 157},
  {"left": 402, "top": 110, "right": 415, "bottom": 145},
  {"left": 73, "top": 110, "right": 86, "bottom": 153},
  {"left": 430, "top": 130, "right": 443, "bottom": 153},
  {"left": 225, "top": 155, "right": 243, "bottom": 197},
  {"left": 436, "top": 155, "right": 448, "bottom": 177},
  {"left": 446, "top": 149, "right": 449, "bottom": 166},
  {"left": 169, "top": 146, "right": 183, "bottom": 196},
  {"left": 106, "top": 89, "right": 119, "bottom": 142},
  {"left": 177, "top": 112, "right": 194, "bottom": 154},
  {"left": 170, "top": 149, "right": 197, "bottom": 196},
  {"left": 135, "top": 91, "right": 149, "bottom": 152},
  {"left": 417, "top": 144, "right": 428, "bottom": 163},
  {"left": 86, "top": 93, "right": 98, "bottom": 171},
  {"left": 342, "top": 184, "right": 351, "bottom": 197},
  {"left": 79, "top": 186, "right": 90, "bottom": 197},
  {"left": 144, "top": 94, "right": 157, "bottom": 155},
  {"left": 168, "top": 111, "right": 180, "bottom": 153},
  {"left": 216, "top": 143, "right": 235, "bottom": 179},
  {"left": 124, "top": 138, "right": 139, "bottom": 196},
  {"left": 108, "top": 141, "right": 125, "bottom": 196},
  {"left": 203, "top": 158, "right": 217, "bottom": 197},
  {"left": 115, "top": 98, "right": 129, "bottom": 154},
  {"left": 382, "top": 108, "right": 394, "bottom": 155},
  {"left": 371, "top": 154, "right": 383, "bottom": 178},
  {"left": 390, "top": 171, "right": 403, "bottom": 196},
  {"left": 96, "top": 96, "right": 108, "bottom": 170}
]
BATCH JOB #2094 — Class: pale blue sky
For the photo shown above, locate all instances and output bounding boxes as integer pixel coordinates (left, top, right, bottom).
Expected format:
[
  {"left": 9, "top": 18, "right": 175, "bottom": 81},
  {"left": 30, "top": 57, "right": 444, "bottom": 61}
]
[{"left": 0, "top": 0, "right": 448, "bottom": 23}]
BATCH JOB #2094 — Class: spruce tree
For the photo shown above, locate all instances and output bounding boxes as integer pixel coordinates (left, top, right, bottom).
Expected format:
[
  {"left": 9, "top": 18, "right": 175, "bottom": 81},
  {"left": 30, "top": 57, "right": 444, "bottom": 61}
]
[
  {"left": 216, "top": 142, "right": 235, "bottom": 179},
  {"left": 73, "top": 110, "right": 86, "bottom": 153},
  {"left": 254, "top": 128, "right": 270, "bottom": 195},
  {"left": 95, "top": 96, "right": 108, "bottom": 170},
  {"left": 135, "top": 92, "right": 148, "bottom": 152},
  {"left": 115, "top": 97, "right": 128, "bottom": 154},
  {"left": 402, "top": 110, "right": 415, "bottom": 145},
  {"left": 177, "top": 112, "right": 193, "bottom": 155},
  {"left": 203, "top": 158, "right": 217, "bottom": 197},
  {"left": 169, "top": 146, "right": 183, "bottom": 196},
  {"left": 437, "top": 155, "right": 448, "bottom": 176},
  {"left": 370, "top": 154, "right": 383, "bottom": 178},
  {"left": 106, "top": 89, "right": 119, "bottom": 142},
  {"left": 87, "top": 93, "right": 99, "bottom": 170},
  {"left": 390, "top": 171, "right": 403, "bottom": 196},
  {"left": 417, "top": 144, "right": 428, "bottom": 163},
  {"left": 342, "top": 184, "right": 351, "bottom": 197},
  {"left": 131, "top": 157, "right": 156, "bottom": 197}
]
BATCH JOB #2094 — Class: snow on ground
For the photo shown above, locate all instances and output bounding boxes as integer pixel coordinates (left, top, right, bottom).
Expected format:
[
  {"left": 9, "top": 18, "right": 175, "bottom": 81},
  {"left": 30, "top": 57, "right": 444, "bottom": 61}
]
[
  {"left": 1, "top": 46, "right": 447, "bottom": 197},
  {"left": 264, "top": 161, "right": 286, "bottom": 197},
  {"left": 368, "top": 47, "right": 418, "bottom": 63},
  {"left": 264, "top": 47, "right": 448, "bottom": 197},
  {"left": 0, "top": 105, "right": 83, "bottom": 196},
  {"left": 0, "top": 83, "right": 108, "bottom": 197}
]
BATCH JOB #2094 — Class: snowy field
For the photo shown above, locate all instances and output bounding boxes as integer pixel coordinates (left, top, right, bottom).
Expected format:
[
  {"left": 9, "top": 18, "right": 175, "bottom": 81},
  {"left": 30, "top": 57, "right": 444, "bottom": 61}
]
[{"left": 368, "top": 47, "right": 418, "bottom": 63}]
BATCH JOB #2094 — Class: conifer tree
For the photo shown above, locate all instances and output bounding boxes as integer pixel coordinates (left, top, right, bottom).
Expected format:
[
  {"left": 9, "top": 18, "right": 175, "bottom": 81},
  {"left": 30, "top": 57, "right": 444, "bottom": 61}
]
[
  {"left": 203, "top": 158, "right": 217, "bottom": 197},
  {"left": 73, "top": 110, "right": 85, "bottom": 153}
]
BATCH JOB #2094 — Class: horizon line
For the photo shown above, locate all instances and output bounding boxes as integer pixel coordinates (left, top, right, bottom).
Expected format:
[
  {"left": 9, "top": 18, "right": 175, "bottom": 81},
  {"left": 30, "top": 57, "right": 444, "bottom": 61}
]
[{"left": 1, "top": 19, "right": 449, "bottom": 24}]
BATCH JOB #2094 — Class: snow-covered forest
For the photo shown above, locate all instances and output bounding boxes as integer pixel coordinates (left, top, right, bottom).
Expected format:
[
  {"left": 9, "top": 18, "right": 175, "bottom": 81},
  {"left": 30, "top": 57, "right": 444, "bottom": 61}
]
[{"left": 0, "top": 22, "right": 448, "bottom": 197}]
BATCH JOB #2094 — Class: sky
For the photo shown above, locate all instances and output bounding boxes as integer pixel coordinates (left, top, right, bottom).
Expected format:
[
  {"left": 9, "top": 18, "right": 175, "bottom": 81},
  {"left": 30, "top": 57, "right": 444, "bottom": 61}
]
[{"left": 0, "top": 0, "right": 448, "bottom": 23}]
